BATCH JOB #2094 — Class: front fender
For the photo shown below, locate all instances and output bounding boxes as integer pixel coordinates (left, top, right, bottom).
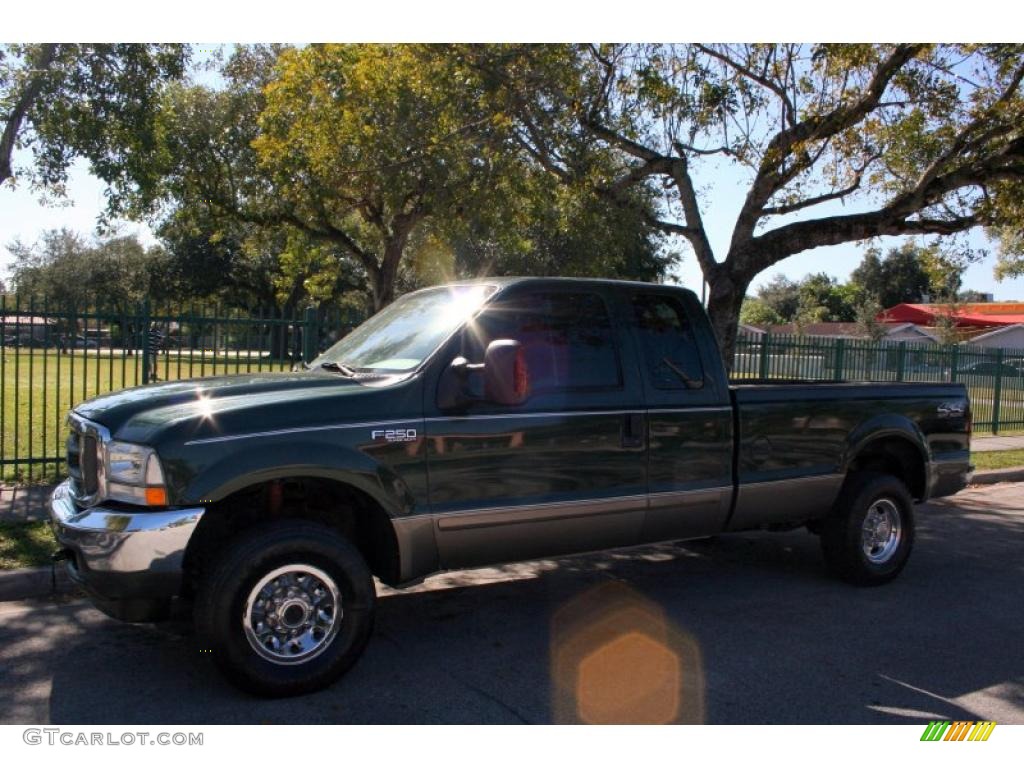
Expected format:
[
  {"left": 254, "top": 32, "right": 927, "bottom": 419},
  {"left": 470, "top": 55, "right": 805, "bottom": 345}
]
[{"left": 179, "top": 440, "right": 417, "bottom": 519}]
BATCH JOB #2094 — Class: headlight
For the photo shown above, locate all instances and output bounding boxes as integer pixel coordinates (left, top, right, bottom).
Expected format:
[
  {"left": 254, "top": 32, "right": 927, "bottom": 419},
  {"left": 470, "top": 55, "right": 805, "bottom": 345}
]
[{"left": 105, "top": 441, "right": 168, "bottom": 506}]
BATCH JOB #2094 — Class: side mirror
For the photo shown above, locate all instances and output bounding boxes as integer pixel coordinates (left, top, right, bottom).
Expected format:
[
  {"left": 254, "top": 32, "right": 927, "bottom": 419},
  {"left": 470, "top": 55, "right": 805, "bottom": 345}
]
[
  {"left": 483, "top": 339, "right": 529, "bottom": 406},
  {"left": 436, "top": 339, "right": 529, "bottom": 410}
]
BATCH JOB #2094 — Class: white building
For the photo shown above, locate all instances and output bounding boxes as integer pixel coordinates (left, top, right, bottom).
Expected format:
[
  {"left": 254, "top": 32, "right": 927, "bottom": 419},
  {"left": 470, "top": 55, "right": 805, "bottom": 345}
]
[{"left": 962, "top": 324, "right": 1024, "bottom": 352}]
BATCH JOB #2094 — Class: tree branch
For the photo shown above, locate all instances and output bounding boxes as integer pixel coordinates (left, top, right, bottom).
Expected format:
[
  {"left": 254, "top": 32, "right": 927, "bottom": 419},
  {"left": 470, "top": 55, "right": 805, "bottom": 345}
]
[
  {"left": 696, "top": 44, "right": 796, "bottom": 128},
  {"left": 0, "top": 44, "right": 59, "bottom": 186},
  {"left": 728, "top": 44, "right": 926, "bottom": 252},
  {"left": 749, "top": 208, "right": 981, "bottom": 274}
]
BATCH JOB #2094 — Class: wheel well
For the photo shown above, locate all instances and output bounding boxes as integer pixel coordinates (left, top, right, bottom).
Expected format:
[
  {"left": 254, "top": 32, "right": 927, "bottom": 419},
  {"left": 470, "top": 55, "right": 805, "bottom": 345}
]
[
  {"left": 848, "top": 437, "right": 927, "bottom": 500},
  {"left": 182, "top": 477, "right": 401, "bottom": 595}
]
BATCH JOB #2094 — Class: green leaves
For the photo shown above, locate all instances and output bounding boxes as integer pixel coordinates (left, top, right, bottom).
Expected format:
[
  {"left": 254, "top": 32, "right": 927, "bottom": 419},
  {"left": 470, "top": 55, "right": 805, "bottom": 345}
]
[{"left": 1, "top": 44, "right": 189, "bottom": 220}]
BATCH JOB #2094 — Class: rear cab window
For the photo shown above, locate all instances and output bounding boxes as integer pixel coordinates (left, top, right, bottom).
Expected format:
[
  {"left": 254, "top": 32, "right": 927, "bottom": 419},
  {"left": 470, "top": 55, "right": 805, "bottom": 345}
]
[{"left": 631, "top": 293, "right": 705, "bottom": 391}]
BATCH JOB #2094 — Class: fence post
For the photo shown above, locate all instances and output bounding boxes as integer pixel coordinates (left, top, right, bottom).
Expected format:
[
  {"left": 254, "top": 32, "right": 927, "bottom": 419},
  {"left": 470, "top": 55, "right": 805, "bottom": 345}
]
[
  {"left": 992, "top": 348, "right": 1003, "bottom": 435},
  {"left": 758, "top": 333, "right": 771, "bottom": 379},
  {"left": 895, "top": 342, "right": 906, "bottom": 381},
  {"left": 302, "top": 306, "right": 318, "bottom": 365},
  {"left": 949, "top": 344, "right": 959, "bottom": 383},
  {"left": 141, "top": 298, "right": 152, "bottom": 385},
  {"left": 833, "top": 338, "right": 846, "bottom": 381}
]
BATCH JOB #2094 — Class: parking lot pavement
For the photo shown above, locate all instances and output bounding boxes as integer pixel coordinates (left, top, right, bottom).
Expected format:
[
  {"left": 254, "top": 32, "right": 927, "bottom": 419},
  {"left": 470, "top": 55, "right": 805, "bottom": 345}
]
[{"left": 0, "top": 482, "right": 1021, "bottom": 725}]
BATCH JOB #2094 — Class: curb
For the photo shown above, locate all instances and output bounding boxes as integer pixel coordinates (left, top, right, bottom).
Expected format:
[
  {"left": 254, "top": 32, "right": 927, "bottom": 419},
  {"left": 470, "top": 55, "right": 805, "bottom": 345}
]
[
  {"left": 0, "top": 565, "right": 78, "bottom": 602},
  {"left": 969, "top": 466, "right": 1024, "bottom": 485}
]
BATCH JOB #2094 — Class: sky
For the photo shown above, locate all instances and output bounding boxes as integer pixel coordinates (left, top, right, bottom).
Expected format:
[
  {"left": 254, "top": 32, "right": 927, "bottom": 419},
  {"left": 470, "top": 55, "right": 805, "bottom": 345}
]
[{"left": 2, "top": 45, "right": 1023, "bottom": 303}]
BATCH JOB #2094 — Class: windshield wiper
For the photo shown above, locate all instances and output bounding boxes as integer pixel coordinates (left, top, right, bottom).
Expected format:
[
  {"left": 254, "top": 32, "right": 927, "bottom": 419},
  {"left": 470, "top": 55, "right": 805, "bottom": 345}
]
[
  {"left": 662, "top": 357, "right": 704, "bottom": 390},
  {"left": 320, "top": 361, "right": 359, "bottom": 377}
]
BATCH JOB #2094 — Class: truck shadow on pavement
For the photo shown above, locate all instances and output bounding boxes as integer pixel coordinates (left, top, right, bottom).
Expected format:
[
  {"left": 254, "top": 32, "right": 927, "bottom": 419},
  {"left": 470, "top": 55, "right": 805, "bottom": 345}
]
[{"left": 1, "top": 486, "right": 1021, "bottom": 725}]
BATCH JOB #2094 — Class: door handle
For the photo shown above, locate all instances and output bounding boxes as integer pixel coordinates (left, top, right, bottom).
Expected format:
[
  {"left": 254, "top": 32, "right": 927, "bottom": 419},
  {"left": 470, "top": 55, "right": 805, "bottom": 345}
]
[{"left": 621, "top": 412, "right": 645, "bottom": 448}]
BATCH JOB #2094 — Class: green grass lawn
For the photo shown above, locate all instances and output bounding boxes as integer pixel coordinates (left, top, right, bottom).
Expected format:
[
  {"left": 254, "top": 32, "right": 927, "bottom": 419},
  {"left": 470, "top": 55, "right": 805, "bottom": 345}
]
[
  {"left": 0, "top": 521, "right": 56, "bottom": 569},
  {"left": 2, "top": 348, "right": 293, "bottom": 482},
  {"left": 971, "top": 449, "right": 1024, "bottom": 471}
]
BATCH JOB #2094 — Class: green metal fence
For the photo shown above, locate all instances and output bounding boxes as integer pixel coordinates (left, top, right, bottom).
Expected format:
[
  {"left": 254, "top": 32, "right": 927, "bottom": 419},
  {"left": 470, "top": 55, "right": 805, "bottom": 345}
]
[
  {"left": 3, "top": 297, "right": 1022, "bottom": 483},
  {"left": 733, "top": 333, "right": 1024, "bottom": 434},
  {"left": 0, "top": 296, "right": 361, "bottom": 482}
]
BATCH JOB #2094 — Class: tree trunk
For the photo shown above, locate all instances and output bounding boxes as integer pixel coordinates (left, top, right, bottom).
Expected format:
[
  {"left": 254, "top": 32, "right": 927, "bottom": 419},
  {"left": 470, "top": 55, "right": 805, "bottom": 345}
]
[
  {"left": 704, "top": 273, "right": 751, "bottom": 375},
  {"left": 368, "top": 224, "right": 414, "bottom": 312},
  {"left": 369, "top": 264, "right": 395, "bottom": 313}
]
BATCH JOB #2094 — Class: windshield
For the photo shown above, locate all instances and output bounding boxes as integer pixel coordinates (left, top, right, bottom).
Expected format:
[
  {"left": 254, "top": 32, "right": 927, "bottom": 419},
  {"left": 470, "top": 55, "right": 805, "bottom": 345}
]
[{"left": 314, "top": 284, "right": 497, "bottom": 373}]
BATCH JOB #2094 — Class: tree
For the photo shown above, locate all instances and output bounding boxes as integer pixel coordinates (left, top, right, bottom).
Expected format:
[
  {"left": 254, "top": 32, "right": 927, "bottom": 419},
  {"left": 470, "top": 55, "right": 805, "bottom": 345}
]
[
  {"left": 754, "top": 275, "right": 801, "bottom": 321},
  {"left": 483, "top": 44, "right": 1024, "bottom": 367},
  {"left": 7, "top": 228, "right": 167, "bottom": 308},
  {"left": 149, "top": 45, "right": 673, "bottom": 314},
  {"left": 855, "top": 296, "right": 888, "bottom": 342},
  {"left": 747, "top": 272, "right": 858, "bottom": 323},
  {"left": 0, "top": 44, "right": 188, "bottom": 213},
  {"left": 443, "top": 178, "right": 672, "bottom": 283},
  {"left": 152, "top": 45, "right": 524, "bottom": 312},
  {"left": 797, "top": 272, "right": 858, "bottom": 322},
  {"left": 849, "top": 243, "right": 934, "bottom": 308},
  {"left": 959, "top": 289, "right": 992, "bottom": 302},
  {"left": 739, "top": 297, "right": 783, "bottom": 327},
  {"left": 791, "top": 297, "right": 828, "bottom": 337}
]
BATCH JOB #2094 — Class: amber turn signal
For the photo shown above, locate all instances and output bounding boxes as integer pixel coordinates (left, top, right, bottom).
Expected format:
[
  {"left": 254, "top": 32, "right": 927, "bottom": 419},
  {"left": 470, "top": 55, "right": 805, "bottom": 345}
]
[{"left": 145, "top": 487, "right": 168, "bottom": 506}]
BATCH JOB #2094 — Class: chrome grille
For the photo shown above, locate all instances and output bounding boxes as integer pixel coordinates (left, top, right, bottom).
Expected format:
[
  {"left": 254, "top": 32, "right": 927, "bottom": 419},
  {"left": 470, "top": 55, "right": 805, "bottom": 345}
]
[
  {"left": 66, "top": 415, "right": 107, "bottom": 504},
  {"left": 66, "top": 428, "right": 84, "bottom": 495}
]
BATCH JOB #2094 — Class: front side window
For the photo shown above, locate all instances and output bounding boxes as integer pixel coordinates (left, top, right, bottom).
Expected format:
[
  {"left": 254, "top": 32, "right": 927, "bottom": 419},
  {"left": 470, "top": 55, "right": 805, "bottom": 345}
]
[
  {"left": 315, "top": 284, "right": 496, "bottom": 373},
  {"left": 467, "top": 291, "right": 622, "bottom": 393},
  {"left": 632, "top": 293, "right": 705, "bottom": 390}
]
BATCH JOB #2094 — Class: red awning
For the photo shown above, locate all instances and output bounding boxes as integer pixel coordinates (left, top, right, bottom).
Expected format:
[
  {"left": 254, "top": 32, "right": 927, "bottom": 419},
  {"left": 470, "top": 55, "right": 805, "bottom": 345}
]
[{"left": 879, "top": 303, "right": 1024, "bottom": 328}]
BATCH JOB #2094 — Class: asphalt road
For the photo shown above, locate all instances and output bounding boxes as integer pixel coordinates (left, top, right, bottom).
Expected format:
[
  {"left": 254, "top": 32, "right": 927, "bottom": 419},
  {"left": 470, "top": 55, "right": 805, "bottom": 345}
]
[{"left": 1, "top": 482, "right": 1022, "bottom": 725}]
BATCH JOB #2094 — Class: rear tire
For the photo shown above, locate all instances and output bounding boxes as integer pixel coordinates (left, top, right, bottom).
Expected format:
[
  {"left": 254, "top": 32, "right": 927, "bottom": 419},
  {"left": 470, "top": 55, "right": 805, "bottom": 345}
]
[
  {"left": 820, "top": 472, "right": 915, "bottom": 586},
  {"left": 194, "top": 520, "right": 376, "bottom": 697}
]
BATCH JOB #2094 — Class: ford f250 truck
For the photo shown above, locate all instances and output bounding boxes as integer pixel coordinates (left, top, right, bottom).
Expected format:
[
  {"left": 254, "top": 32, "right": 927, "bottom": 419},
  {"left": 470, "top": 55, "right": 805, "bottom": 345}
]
[{"left": 50, "top": 278, "right": 973, "bottom": 696}]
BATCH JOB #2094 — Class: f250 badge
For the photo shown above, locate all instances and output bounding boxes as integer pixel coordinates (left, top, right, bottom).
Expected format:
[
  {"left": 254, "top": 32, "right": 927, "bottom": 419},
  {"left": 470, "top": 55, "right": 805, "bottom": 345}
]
[{"left": 372, "top": 428, "right": 418, "bottom": 443}]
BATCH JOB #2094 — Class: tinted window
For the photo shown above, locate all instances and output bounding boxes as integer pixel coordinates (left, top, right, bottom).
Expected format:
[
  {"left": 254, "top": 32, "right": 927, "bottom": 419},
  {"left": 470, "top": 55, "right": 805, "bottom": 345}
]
[
  {"left": 469, "top": 291, "right": 621, "bottom": 393},
  {"left": 632, "top": 294, "right": 705, "bottom": 390}
]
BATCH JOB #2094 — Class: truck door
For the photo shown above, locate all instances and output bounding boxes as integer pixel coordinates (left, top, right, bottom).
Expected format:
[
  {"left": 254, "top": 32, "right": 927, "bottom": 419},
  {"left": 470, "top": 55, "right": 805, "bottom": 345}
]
[
  {"left": 423, "top": 284, "right": 648, "bottom": 569},
  {"left": 628, "top": 290, "right": 734, "bottom": 542}
]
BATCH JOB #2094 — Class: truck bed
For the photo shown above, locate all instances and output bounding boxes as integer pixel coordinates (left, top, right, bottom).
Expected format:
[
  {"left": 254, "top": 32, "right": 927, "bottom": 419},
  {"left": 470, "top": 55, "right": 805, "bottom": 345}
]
[{"left": 725, "top": 379, "right": 971, "bottom": 530}]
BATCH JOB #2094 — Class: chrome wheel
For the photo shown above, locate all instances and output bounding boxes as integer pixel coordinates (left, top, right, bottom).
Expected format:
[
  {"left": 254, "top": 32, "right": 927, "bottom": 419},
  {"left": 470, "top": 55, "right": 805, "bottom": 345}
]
[
  {"left": 243, "top": 564, "right": 341, "bottom": 665},
  {"left": 861, "top": 498, "right": 903, "bottom": 564}
]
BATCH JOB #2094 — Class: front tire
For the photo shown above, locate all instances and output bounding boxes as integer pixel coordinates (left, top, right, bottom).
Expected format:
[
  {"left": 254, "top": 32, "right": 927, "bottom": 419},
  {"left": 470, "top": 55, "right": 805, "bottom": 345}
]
[
  {"left": 820, "top": 472, "right": 915, "bottom": 586},
  {"left": 194, "top": 520, "right": 376, "bottom": 697}
]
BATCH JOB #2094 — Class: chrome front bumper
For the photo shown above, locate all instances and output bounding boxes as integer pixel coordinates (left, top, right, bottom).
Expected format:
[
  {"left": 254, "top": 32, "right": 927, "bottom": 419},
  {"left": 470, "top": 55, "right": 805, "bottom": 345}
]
[{"left": 49, "top": 480, "right": 205, "bottom": 620}]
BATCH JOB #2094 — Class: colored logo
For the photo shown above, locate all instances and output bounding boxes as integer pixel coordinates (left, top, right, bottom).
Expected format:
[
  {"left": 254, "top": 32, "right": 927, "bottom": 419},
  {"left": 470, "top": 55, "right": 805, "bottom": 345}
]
[{"left": 921, "top": 721, "right": 996, "bottom": 741}]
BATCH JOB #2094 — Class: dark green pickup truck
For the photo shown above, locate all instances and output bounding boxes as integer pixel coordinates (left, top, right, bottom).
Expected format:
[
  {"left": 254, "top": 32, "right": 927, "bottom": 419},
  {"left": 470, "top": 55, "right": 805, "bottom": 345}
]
[{"left": 50, "top": 277, "right": 972, "bottom": 695}]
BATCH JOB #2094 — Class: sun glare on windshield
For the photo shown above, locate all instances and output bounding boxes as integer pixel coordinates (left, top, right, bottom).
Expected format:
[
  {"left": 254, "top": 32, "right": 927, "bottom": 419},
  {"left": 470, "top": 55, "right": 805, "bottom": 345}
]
[
  {"left": 434, "top": 285, "right": 492, "bottom": 330},
  {"left": 315, "top": 283, "right": 496, "bottom": 373}
]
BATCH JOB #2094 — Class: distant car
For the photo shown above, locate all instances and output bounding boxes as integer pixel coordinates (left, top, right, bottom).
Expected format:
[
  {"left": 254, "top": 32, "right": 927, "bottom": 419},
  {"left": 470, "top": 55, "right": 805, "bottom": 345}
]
[
  {"left": 903, "top": 361, "right": 950, "bottom": 377},
  {"left": 65, "top": 335, "right": 99, "bottom": 350},
  {"left": 959, "top": 361, "right": 1021, "bottom": 377},
  {"left": 4, "top": 334, "right": 54, "bottom": 349}
]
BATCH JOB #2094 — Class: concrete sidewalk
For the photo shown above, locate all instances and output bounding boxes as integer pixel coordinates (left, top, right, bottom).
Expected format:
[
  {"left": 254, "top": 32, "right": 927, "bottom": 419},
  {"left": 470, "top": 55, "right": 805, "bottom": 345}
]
[
  {"left": 972, "top": 434, "right": 1024, "bottom": 452},
  {"left": 0, "top": 485, "right": 54, "bottom": 523}
]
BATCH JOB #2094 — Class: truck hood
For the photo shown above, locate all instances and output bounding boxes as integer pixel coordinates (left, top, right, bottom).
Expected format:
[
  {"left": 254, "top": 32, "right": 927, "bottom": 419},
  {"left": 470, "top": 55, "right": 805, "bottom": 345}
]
[{"left": 73, "top": 371, "right": 405, "bottom": 443}]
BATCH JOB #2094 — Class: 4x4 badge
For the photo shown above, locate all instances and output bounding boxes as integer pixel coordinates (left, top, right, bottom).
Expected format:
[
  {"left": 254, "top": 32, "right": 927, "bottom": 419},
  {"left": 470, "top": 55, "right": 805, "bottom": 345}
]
[{"left": 937, "top": 402, "right": 965, "bottom": 418}]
